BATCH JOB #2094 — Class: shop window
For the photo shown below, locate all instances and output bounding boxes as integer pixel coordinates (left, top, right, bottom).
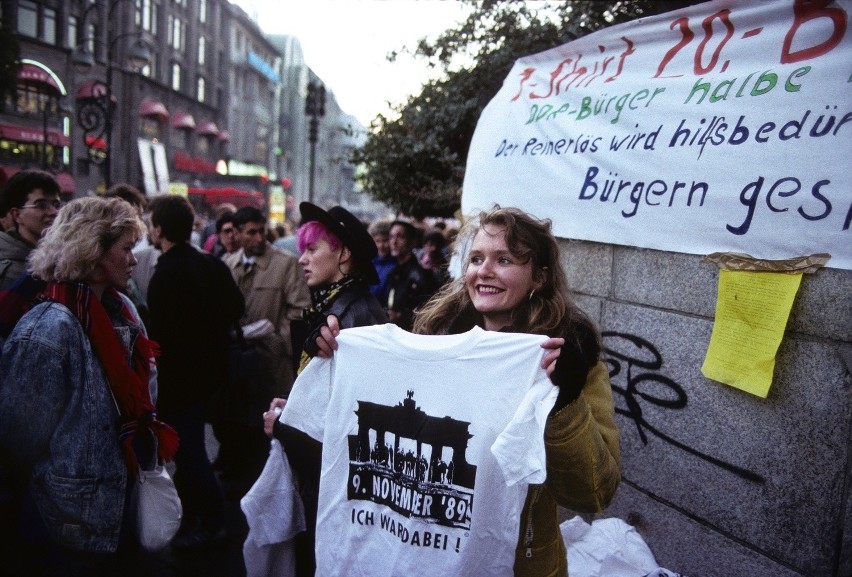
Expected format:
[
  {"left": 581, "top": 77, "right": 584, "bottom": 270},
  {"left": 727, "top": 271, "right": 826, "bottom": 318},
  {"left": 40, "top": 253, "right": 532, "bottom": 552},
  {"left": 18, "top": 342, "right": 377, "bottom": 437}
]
[{"left": 15, "top": 86, "right": 41, "bottom": 116}]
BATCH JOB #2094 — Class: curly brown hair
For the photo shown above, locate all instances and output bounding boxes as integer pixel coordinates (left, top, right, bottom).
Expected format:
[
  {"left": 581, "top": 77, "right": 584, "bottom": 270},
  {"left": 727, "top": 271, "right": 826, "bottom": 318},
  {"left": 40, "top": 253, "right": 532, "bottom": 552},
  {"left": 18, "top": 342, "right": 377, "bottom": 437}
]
[{"left": 413, "top": 206, "right": 600, "bottom": 351}]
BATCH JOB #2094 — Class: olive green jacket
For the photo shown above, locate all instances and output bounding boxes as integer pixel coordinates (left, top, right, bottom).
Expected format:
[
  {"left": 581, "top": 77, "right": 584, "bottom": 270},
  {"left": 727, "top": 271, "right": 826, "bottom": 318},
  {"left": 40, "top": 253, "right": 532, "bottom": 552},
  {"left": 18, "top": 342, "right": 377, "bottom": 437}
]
[{"left": 513, "top": 361, "right": 621, "bottom": 577}]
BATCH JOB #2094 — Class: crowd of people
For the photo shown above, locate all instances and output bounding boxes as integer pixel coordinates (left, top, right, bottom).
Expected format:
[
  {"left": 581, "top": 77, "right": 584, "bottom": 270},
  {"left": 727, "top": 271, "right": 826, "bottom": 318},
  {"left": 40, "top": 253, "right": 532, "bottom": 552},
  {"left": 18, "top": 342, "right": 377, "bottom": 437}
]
[{"left": 0, "top": 168, "right": 619, "bottom": 577}]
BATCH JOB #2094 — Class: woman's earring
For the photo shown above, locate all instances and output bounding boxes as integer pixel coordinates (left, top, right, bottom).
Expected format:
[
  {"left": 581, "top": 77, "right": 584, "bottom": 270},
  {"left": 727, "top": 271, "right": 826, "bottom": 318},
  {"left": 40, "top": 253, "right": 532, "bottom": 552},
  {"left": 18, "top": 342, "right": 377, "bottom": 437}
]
[{"left": 529, "top": 289, "right": 536, "bottom": 301}]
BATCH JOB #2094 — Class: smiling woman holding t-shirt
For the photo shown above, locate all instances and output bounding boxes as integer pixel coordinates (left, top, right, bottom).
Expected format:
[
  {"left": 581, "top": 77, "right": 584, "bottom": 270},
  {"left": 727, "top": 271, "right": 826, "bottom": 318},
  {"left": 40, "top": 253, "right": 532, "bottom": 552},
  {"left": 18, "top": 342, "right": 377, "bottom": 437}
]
[{"left": 309, "top": 205, "right": 621, "bottom": 577}]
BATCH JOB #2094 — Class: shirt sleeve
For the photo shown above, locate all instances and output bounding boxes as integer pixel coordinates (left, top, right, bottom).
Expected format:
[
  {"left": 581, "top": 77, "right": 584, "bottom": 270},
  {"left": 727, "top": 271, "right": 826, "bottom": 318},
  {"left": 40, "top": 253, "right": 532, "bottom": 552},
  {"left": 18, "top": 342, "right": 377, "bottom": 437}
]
[
  {"left": 491, "top": 369, "right": 558, "bottom": 486},
  {"left": 280, "top": 355, "right": 333, "bottom": 442}
]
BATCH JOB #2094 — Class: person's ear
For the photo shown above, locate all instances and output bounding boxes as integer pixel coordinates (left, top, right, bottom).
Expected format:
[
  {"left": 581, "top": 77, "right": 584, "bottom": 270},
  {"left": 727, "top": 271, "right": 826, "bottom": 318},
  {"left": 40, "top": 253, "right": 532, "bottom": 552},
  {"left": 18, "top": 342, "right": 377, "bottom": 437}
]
[
  {"left": 88, "top": 263, "right": 107, "bottom": 284},
  {"left": 339, "top": 246, "right": 353, "bottom": 266},
  {"left": 533, "top": 266, "right": 548, "bottom": 291}
]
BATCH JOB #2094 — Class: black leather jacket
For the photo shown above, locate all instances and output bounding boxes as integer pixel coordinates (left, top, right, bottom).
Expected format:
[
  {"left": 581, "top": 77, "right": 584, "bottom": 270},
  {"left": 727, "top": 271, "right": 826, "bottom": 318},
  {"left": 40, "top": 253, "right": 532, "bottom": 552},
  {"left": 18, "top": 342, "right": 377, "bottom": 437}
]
[
  {"left": 384, "top": 258, "right": 439, "bottom": 330},
  {"left": 301, "top": 281, "right": 387, "bottom": 359}
]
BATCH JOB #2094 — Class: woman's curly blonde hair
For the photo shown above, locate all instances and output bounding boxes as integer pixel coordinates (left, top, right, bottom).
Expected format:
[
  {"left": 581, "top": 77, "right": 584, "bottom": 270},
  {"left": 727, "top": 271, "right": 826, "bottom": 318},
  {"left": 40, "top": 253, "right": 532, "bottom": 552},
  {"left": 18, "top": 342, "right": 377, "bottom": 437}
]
[{"left": 28, "top": 196, "right": 145, "bottom": 283}]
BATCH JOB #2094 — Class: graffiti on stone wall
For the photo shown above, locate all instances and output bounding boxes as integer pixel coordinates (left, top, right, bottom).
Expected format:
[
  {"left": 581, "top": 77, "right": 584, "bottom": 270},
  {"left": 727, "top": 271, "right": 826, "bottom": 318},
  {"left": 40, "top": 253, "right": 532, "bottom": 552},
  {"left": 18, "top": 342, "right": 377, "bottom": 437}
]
[{"left": 603, "top": 331, "right": 765, "bottom": 484}]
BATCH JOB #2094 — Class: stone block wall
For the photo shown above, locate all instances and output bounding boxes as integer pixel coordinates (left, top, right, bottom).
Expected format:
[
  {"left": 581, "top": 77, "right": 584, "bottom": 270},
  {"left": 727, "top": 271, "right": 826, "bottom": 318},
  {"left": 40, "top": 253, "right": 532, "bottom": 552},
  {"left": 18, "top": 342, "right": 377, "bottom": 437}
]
[{"left": 558, "top": 239, "right": 852, "bottom": 577}]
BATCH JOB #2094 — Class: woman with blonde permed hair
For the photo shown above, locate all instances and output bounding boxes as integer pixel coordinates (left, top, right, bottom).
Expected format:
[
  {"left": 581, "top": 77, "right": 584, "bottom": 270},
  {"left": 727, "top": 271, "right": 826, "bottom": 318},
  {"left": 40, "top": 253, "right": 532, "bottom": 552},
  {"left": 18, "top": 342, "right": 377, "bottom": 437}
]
[{"left": 0, "top": 196, "right": 178, "bottom": 575}]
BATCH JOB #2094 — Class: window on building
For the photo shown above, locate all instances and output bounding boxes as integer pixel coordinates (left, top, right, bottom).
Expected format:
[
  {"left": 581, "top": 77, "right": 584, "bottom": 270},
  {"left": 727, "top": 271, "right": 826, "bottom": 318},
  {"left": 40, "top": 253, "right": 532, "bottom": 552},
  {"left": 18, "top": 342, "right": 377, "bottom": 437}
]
[
  {"left": 171, "top": 63, "right": 182, "bottom": 91},
  {"left": 197, "top": 77, "right": 206, "bottom": 103},
  {"left": 85, "top": 22, "right": 96, "bottom": 55},
  {"left": 140, "top": 117, "right": 161, "bottom": 139},
  {"left": 43, "top": 7, "right": 56, "bottom": 44},
  {"left": 15, "top": 86, "right": 41, "bottom": 116},
  {"left": 173, "top": 17, "right": 184, "bottom": 51},
  {"left": 173, "top": 128, "right": 188, "bottom": 152},
  {"left": 17, "top": 1, "right": 38, "bottom": 38},
  {"left": 253, "top": 140, "right": 267, "bottom": 164},
  {"left": 67, "top": 16, "right": 78, "bottom": 49},
  {"left": 198, "top": 36, "right": 205, "bottom": 65},
  {"left": 199, "top": 0, "right": 207, "bottom": 24},
  {"left": 140, "top": 52, "right": 156, "bottom": 80},
  {"left": 136, "top": 0, "right": 152, "bottom": 31}
]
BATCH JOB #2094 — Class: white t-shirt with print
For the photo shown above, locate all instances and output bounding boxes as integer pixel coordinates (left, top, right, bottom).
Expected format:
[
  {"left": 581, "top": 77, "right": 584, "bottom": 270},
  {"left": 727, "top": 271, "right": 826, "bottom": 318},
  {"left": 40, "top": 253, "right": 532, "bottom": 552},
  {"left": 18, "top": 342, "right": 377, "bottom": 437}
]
[{"left": 281, "top": 324, "right": 557, "bottom": 577}]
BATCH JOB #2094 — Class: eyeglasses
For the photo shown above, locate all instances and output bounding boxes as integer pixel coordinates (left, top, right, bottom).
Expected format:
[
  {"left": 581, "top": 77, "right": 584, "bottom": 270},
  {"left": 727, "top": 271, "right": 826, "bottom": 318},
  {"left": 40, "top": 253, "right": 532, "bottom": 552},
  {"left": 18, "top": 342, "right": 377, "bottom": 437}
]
[{"left": 20, "top": 199, "right": 62, "bottom": 211}]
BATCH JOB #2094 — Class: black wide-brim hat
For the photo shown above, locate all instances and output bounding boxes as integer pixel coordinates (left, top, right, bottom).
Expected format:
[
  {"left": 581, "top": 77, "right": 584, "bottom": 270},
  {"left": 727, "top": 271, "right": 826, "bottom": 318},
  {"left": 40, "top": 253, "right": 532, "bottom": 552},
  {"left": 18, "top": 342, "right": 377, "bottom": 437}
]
[{"left": 299, "top": 202, "right": 379, "bottom": 285}]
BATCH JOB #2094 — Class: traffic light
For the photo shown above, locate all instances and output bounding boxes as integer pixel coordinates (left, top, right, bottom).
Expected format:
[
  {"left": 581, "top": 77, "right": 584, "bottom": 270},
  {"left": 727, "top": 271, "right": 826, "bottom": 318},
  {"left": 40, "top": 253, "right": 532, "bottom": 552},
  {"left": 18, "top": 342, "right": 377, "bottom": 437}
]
[
  {"left": 305, "top": 81, "right": 326, "bottom": 117},
  {"left": 316, "top": 84, "right": 326, "bottom": 116},
  {"left": 305, "top": 82, "right": 317, "bottom": 115}
]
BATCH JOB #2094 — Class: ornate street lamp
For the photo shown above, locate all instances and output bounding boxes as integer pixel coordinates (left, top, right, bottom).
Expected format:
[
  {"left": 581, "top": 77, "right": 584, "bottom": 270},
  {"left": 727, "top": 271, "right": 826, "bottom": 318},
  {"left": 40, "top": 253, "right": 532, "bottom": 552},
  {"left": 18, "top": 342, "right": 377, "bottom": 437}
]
[
  {"left": 305, "top": 81, "right": 326, "bottom": 203},
  {"left": 71, "top": 1, "right": 151, "bottom": 189}
]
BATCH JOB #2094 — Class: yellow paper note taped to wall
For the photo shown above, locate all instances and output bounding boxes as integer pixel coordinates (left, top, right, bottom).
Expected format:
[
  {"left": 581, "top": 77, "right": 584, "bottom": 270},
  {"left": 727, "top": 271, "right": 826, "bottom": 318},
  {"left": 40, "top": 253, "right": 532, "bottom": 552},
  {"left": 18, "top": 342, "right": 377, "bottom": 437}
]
[{"left": 701, "top": 270, "right": 803, "bottom": 398}]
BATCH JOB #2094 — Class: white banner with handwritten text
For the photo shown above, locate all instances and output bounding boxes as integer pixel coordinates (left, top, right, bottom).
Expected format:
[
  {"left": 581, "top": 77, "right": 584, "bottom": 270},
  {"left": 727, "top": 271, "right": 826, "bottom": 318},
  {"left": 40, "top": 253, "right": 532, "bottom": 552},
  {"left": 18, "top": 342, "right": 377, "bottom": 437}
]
[{"left": 463, "top": 0, "right": 852, "bottom": 269}]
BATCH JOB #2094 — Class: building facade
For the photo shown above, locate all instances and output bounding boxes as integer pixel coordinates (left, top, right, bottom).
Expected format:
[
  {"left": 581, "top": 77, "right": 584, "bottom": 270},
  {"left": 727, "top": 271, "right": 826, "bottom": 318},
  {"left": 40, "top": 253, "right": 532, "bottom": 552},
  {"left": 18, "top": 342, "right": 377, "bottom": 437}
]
[{"left": 0, "top": 0, "right": 370, "bottom": 222}]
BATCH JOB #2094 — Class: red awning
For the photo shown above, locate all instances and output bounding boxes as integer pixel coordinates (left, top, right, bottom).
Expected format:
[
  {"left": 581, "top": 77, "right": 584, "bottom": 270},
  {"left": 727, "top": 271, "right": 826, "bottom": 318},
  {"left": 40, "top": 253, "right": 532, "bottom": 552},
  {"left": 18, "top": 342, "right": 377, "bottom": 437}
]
[
  {"left": 171, "top": 112, "right": 196, "bottom": 130},
  {"left": 0, "top": 123, "right": 70, "bottom": 146},
  {"left": 54, "top": 172, "right": 75, "bottom": 193},
  {"left": 173, "top": 151, "right": 217, "bottom": 174},
  {"left": 217, "top": 130, "right": 231, "bottom": 143},
  {"left": 196, "top": 121, "right": 220, "bottom": 137},
  {"left": 18, "top": 63, "right": 62, "bottom": 94},
  {"left": 76, "top": 80, "right": 116, "bottom": 103},
  {"left": 138, "top": 98, "right": 169, "bottom": 122},
  {"left": 188, "top": 187, "right": 264, "bottom": 208}
]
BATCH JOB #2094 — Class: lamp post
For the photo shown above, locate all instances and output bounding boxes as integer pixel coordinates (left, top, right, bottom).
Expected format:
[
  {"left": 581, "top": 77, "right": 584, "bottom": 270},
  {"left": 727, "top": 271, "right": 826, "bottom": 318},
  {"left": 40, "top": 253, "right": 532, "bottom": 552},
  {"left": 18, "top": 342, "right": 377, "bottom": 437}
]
[
  {"left": 305, "top": 81, "right": 326, "bottom": 204},
  {"left": 40, "top": 93, "right": 55, "bottom": 170},
  {"left": 72, "top": 1, "right": 151, "bottom": 189}
]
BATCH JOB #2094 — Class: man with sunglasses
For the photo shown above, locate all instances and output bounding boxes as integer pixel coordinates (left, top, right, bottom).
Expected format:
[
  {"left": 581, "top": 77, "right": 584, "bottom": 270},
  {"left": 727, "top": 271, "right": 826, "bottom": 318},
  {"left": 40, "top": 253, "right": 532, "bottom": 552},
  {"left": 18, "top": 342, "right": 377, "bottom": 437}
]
[{"left": 0, "top": 170, "right": 61, "bottom": 290}]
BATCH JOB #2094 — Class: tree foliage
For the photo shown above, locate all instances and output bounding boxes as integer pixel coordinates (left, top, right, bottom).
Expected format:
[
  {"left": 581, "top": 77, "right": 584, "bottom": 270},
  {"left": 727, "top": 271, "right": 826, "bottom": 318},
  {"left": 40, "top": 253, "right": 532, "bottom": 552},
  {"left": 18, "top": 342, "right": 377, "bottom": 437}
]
[{"left": 353, "top": 0, "right": 694, "bottom": 218}]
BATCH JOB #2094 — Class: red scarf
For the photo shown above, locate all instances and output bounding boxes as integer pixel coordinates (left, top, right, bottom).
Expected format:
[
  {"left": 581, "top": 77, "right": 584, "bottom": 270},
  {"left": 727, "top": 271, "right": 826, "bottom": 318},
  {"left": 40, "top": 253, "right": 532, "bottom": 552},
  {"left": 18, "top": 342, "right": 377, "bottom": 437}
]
[{"left": 43, "top": 282, "right": 179, "bottom": 473}]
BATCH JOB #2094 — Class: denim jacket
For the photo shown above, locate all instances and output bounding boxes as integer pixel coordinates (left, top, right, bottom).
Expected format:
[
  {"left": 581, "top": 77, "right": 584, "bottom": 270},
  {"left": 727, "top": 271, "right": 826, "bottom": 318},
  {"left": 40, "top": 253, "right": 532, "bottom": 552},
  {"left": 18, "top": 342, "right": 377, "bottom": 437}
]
[{"left": 0, "top": 291, "right": 152, "bottom": 553}]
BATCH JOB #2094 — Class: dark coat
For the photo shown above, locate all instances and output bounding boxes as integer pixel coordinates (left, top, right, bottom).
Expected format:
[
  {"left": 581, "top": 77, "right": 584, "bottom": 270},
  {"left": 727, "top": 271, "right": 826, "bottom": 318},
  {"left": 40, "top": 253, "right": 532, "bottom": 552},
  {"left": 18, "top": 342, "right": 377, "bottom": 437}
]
[
  {"left": 147, "top": 243, "right": 244, "bottom": 409},
  {"left": 383, "top": 257, "right": 439, "bottom": 330},
  {"left": 301, "top": 282, "right": 387, "bottom": 360}
]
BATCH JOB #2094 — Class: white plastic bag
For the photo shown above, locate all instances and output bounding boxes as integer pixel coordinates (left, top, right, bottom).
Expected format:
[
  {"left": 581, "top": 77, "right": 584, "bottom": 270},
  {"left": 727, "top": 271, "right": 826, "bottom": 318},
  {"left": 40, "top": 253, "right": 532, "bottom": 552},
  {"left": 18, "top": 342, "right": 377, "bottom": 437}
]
[
  {"left": 241, "top": 439, "right": 306, "bottom": 577},
  {"left": 561, "top": 516, "right": 658, "bottom": 577},
  {"left": 136, "top": 465, "right": 183, "bottom": 551}
]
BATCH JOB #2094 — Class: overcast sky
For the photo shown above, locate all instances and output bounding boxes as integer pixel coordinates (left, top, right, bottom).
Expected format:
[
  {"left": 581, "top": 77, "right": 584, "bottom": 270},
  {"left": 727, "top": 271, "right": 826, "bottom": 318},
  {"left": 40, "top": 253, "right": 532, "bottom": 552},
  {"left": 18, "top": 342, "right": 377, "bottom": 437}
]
[{"left": 233, "top": 0, "right": 472, "bottom": 126}]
